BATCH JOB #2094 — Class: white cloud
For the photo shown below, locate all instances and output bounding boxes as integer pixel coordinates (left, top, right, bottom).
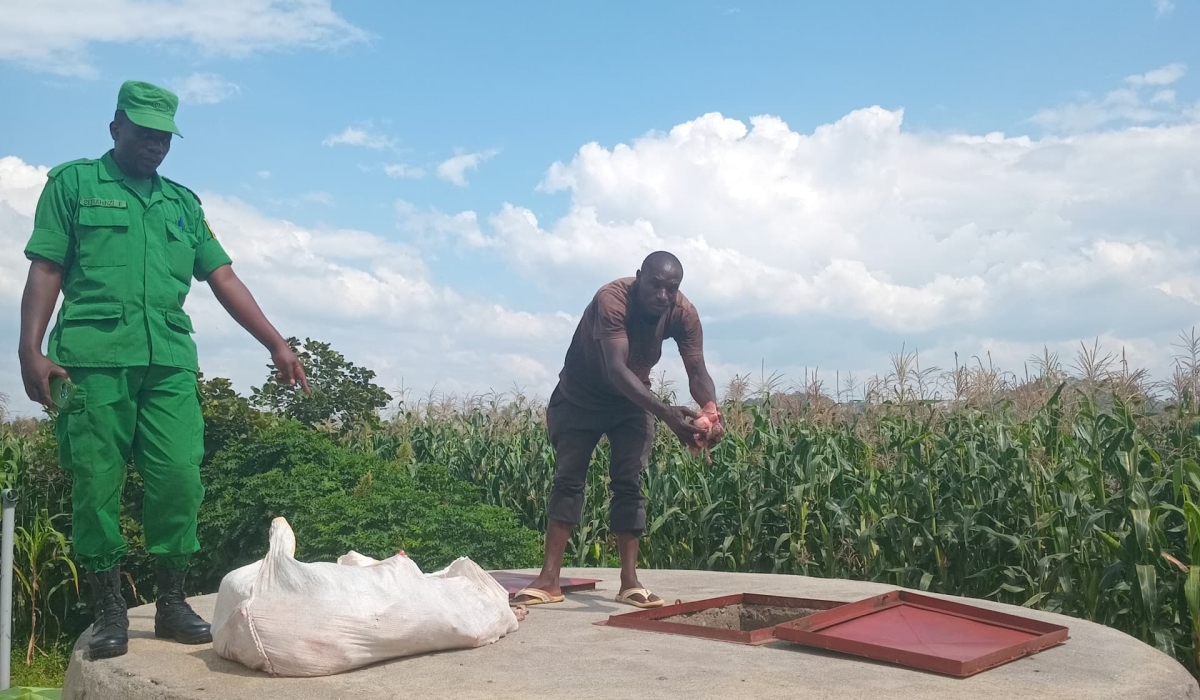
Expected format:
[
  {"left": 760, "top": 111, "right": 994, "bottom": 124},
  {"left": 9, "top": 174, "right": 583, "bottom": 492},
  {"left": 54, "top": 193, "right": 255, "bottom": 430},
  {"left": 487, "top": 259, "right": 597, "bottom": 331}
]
[
  {"left": 384, "top": 163, "right": 425, "bottom": 179},
  {"left": 257, "top": 170, "right": 272, "bottom": 180},
  {"left": 0, "top": 0, "right": 368, "bottom": 78},
  {"left": 1151, "top": 90, "right": 1177, "bottom": 105},
  {"left": 396, "top": 200, "right": 487, "bottom": 248},
  {"left": 4, "top": 76, "right": 1200, "bottom": 416},
  {"left": 405, "top": 103, "right": 1200, "bottom": 386},
  {"left": 1155, "top": 0, "right": 1176, "bottom": 17},
  {"left": 1032, "top": 64, "right": 1191, "bottom": 132},
  {"left": 437, "top": 149, "right": 498, "bottom": 187},
  {"left": 1126, "top": 63, "right": 1186, "bottom": 87},
  {"left": 322, "top": 125, "right": 396, "bottom": 150},
  {"left": 170, "top": 72, "right": 240, "bottom": 104}
]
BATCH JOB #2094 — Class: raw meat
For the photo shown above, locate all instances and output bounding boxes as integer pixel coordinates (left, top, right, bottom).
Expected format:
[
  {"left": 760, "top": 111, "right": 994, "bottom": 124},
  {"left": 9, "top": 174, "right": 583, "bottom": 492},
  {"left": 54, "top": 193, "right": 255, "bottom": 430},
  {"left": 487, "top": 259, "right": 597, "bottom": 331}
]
[{"left": 688, "top": 401, "right": 724, "bottom": 462}]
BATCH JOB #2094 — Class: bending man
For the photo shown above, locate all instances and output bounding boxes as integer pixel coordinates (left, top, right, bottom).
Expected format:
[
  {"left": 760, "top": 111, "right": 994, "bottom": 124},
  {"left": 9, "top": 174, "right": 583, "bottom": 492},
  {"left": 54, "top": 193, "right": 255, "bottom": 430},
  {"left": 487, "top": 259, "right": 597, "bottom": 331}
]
[{"left": 513, "top": 251, "right": 724, "bottom": 609}]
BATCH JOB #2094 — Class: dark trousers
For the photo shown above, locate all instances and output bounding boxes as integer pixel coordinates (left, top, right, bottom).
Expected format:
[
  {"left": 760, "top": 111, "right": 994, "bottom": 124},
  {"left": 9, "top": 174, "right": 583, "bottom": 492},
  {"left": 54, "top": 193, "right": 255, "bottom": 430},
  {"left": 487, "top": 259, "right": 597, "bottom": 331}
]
[{"left": 545, "top": 385, "right": 655, "bottom": 536}]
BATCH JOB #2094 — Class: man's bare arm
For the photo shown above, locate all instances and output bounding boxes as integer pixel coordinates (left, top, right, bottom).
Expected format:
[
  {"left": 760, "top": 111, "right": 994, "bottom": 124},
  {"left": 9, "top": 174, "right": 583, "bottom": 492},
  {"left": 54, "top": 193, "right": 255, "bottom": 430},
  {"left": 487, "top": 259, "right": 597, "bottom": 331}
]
[
  {"left": 18, "top": 260, "right": 69, "bottom": 406},
  {"left": 599, "top": 336, "right": 671, "bottom": 419},
  {"left": 206, "top": 264, "right": 309, "bottom": 393},
  {"left": 681, "top": 352, "right": 718, "bottom": 408},
  {"left": 599, "top": 336, "right": 701, "bottom": 443},
  {"left": 682, "top": 351, "right": 724, "bottom": 448}
]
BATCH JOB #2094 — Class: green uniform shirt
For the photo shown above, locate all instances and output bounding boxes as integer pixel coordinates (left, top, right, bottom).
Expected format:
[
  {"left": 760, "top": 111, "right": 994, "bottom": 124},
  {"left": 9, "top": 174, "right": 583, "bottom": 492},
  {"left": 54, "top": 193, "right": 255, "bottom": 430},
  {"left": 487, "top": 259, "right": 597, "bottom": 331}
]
[{"left": 24, "top": 151, "right": 232, "bottom": 372}]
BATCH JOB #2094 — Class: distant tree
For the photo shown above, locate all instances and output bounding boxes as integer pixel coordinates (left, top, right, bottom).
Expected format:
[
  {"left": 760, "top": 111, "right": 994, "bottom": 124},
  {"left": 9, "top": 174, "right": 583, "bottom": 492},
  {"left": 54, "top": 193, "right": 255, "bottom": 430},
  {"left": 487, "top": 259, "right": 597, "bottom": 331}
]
[
  {"left": 197, "top": 373, "right": 271, "bottom": 460},
  {"left": 250, "top": 337, "right": 391, "bottom": 433}
]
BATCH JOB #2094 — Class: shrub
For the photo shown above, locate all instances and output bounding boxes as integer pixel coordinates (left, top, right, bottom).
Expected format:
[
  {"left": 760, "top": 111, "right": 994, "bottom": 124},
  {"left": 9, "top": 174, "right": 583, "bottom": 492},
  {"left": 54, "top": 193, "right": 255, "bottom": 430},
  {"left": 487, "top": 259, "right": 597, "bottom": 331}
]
[{"left": 190, "top": 421, "right": 541, "bottom": 592}]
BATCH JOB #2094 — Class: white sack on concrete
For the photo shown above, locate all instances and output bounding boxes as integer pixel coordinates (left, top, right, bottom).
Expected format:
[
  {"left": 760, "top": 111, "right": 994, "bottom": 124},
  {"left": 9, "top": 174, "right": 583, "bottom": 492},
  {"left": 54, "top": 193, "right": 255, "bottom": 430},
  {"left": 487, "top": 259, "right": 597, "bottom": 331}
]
[{"left": 210, "top": 517, "right": 520, "bottom": 677}]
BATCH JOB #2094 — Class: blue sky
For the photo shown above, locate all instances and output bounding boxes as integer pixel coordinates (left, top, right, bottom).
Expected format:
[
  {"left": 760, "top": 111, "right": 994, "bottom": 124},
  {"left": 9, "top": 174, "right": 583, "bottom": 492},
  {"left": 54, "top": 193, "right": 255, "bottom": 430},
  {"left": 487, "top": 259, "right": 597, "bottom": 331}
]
[{"left": 1, "top": 0, "right": 1199, "bottom": 416}]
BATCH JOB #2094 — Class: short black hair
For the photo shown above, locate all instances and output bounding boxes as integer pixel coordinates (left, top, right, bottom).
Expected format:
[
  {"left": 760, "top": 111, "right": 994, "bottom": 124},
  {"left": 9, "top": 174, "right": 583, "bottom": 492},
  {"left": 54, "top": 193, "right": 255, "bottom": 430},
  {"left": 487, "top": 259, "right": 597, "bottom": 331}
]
[{"left": 641, "top": 250, "right": 682, "bottom": 276}]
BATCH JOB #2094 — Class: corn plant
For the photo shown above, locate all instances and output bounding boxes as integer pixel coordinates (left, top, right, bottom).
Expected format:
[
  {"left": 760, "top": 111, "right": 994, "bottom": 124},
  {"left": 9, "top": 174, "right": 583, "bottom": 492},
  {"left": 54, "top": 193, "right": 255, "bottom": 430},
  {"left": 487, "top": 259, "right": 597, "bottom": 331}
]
[{"left": 12, "top": 510, "right": 79, "bottom": 665}]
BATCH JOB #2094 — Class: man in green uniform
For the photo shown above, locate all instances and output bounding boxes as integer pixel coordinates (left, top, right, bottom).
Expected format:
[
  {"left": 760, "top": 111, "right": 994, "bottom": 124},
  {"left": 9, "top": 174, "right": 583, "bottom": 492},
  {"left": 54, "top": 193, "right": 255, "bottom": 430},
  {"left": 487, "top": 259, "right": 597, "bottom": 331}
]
[{"left": 17, "top": 80, "right": 310, "bottom": 660}]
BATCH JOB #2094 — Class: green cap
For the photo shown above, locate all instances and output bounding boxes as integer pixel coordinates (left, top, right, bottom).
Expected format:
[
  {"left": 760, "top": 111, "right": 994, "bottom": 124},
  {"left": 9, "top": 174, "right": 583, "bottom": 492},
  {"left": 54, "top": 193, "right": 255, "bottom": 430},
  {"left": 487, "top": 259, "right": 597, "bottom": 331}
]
[{"left": 115, "top": 80, "right": 182, "bottom": 137}]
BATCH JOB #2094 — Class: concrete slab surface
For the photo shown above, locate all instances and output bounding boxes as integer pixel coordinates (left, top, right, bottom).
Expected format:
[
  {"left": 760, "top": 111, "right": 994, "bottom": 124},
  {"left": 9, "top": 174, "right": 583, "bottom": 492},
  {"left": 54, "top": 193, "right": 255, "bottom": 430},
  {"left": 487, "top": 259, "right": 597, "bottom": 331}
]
[{"left": 63, "top": 567, "right": 1200, "bottom": 699}]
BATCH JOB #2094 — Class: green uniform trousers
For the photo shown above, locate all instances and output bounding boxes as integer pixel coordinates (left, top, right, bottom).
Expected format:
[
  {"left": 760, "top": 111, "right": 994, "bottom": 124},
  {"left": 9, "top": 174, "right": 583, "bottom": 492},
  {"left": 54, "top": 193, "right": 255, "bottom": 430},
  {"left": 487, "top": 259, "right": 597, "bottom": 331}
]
[{"left": 54, "top": 366, "right": 205, "bottom": 572}]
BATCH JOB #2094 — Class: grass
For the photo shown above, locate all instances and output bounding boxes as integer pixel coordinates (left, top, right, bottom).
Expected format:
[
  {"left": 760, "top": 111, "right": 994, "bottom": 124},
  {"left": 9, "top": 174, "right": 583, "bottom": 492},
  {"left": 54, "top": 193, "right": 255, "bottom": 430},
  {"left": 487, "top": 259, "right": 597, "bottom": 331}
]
[{"left": 9, "top": 646, "right": 69, "bottom": 688}]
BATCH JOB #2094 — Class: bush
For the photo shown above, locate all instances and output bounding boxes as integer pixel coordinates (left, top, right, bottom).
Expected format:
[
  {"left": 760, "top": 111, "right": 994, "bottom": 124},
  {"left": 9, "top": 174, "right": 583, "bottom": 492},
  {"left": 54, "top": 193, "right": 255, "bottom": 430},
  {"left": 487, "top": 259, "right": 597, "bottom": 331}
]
[{"left": 190, "top": 421, "right": 541, "bottom": 592}]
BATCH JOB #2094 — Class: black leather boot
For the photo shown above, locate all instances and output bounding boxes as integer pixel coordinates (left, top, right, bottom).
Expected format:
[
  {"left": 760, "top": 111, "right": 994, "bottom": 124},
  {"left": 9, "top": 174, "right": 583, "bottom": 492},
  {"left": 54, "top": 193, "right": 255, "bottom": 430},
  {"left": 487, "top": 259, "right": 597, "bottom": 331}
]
[
  {"left": 154, "top": 564, "right": 212, "bottom": 644},
  {"left": 85, "top": 567, "right": 128, "bottom": 660}
]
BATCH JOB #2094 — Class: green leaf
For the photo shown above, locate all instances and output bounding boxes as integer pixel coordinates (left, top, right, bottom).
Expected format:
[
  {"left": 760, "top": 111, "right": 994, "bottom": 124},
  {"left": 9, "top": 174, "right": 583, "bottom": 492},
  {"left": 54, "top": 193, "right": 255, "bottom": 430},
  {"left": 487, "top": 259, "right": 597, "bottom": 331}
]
[
  {"left": 1136, "top": 564, "right": 1158, "bottom": 619},
  {"left": 1131, "top": 508, "right": 1151, "bottom": 555},
  {"left": 1185, "top": 566, "right": 1200, "bottom": 622}
]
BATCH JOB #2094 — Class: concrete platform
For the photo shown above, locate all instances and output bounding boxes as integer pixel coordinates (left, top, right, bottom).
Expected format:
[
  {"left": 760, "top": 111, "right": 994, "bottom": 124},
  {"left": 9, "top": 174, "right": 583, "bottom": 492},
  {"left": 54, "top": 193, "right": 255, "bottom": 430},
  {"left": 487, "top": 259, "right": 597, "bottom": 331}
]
[{"left": 63, "top": 567, "right": 1200, "bottom": 699}]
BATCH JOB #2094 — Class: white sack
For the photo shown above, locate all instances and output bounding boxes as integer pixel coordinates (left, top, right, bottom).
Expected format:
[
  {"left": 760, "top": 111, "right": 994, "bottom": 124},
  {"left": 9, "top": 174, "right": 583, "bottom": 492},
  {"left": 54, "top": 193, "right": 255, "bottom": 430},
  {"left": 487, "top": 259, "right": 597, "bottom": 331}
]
[{"left": 210, "top": 517, "right": 520, "bottom": 677}]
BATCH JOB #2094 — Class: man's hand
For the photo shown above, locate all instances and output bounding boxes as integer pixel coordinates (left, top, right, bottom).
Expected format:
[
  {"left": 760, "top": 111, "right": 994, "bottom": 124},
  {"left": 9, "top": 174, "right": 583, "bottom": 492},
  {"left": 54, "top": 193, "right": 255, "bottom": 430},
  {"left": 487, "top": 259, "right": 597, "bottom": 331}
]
[
  {"left": 19, "top": 259, "right": 65, "bottom": 407},
  {"left": 663, "top": 405, "right": 704, "bottom": 446},
  {"left": 699, "top": 401, "right": 725, "bottom": 447},
  {"left": 208, "top": 266, "right": 310, "bottom": 395},
  {"left": 270, "top": 344, "right": 310, "bottom": 394},
  {"left": 20, "top": 351, "right": 69, "bottom": 407}
]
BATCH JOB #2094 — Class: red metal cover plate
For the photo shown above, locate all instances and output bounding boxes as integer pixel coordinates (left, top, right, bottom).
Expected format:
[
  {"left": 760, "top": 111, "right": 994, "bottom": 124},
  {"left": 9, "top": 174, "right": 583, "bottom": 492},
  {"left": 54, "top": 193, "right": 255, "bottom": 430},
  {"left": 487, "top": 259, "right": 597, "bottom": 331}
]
[
  {"left": 818, "top": 603, "right": 1036, "bottom": 661},
  {"left": 774, "top": 590, "right": 1069, "bottom": 677},
  {"left": 490, "top": 572, "right": 600, "bottom": 596}
]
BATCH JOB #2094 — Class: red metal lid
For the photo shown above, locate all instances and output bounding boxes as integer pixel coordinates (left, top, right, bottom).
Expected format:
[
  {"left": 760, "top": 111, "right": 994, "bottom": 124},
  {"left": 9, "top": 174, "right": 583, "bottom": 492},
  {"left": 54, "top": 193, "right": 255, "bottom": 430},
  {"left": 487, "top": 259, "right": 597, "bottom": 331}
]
[
  {"left": 489, "top": 571, "right": 600, "bottom": 597},
  {"left": 773, "top": 589, "right": 1070, "bottom": 677}
]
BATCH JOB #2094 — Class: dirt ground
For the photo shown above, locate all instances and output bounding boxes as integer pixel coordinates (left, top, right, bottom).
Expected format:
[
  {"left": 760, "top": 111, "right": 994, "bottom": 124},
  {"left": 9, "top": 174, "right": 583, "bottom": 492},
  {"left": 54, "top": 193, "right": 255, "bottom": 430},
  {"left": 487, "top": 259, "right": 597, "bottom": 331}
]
[{"left": 665, "top": 604, "right": 824, "bottom": 632}]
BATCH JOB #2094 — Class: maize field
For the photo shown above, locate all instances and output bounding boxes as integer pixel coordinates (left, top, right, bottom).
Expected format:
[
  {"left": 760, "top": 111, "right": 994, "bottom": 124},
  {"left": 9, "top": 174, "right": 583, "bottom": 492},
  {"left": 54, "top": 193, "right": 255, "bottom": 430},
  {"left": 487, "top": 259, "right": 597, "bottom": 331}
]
[
  {"left": 3, "top": 334, "right": 1200, "bottom": 682},
  {"left": 345, "top": 338, "right": 1200, "bottom": 676}
]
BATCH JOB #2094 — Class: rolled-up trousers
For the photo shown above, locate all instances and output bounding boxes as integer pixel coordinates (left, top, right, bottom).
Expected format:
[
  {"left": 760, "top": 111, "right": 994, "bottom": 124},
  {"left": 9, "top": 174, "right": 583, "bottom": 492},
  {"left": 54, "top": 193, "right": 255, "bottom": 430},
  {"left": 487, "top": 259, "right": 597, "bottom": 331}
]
[{"left": 545, "top": 385, "right": 655, "bottom": 536}]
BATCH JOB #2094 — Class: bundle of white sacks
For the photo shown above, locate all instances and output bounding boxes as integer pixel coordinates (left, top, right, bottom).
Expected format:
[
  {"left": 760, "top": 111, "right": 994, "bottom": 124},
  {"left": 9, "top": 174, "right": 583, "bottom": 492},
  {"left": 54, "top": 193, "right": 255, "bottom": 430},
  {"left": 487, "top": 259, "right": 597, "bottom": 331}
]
[{"left": 210, "top": 517, "right": 521, "bottom": 677}]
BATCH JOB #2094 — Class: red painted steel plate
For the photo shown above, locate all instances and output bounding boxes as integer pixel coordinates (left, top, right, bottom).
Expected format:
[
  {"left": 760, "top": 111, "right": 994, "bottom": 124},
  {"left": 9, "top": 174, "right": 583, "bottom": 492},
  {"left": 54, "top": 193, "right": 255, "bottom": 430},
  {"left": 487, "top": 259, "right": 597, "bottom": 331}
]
[
  {"left": 489, "top": 571, "right": 600, "bottom": 597},
  {"left": 601, "top": 593, "right": 846, "bottom": 645},
  {"left": 773, "top": 590, "right": 1069, "bottom": 677}
]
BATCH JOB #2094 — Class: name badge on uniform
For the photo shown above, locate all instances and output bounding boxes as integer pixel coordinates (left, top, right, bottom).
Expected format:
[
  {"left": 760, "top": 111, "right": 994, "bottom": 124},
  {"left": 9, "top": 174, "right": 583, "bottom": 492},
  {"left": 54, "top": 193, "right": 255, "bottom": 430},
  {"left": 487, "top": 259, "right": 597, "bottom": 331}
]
[{"left": 79, "top": 198, "right": 128, "bottom": 208}]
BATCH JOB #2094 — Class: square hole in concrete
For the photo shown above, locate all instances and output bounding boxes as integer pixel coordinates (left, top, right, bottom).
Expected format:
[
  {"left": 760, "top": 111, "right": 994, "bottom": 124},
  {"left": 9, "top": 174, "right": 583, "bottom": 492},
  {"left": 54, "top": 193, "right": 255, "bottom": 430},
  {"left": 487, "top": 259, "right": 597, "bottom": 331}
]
[{"left": 601, "top": 593, "right": 846, "bottom": 645}]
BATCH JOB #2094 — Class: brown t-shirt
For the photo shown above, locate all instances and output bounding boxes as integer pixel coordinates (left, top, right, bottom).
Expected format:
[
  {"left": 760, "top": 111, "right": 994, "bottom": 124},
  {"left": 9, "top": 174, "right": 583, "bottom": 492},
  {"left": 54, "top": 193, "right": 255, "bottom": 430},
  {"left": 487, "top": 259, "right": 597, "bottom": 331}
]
[{"left": 557, "top": 277, "right": 704, "bottom": 410}]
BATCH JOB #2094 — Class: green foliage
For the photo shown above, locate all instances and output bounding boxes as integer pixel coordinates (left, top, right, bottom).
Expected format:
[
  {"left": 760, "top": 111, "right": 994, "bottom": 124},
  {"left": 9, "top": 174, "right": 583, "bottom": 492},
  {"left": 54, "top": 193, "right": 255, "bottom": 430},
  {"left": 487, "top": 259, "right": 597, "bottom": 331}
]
[
  {"left": 190, "top": 421, "right": 540, "bottom": 592},
  {"left": 375, "top": 383, "right": 1200, "bottom": 675},
  {"left": 6, "top": 333, "right": 1200, "bottom": 684},
  {"left": 249, "top": 338, "right": 391, "bottom": 433},
  {"left": 12, "top": 510, "right": 78, "bottom": 665},
  {"left": 198, "top": 373, "right": 275, "bottom": 460}
]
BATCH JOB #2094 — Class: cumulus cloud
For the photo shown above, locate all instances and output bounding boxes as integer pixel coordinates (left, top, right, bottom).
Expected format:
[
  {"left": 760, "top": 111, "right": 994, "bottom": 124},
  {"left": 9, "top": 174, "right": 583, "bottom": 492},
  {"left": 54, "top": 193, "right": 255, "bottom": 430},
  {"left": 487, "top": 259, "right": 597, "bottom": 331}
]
[
  {"left": 437, "top": 149, "right": 498, "bottom": 187},
  {"left": 404, "top": 100, "right": 1200, "bottom": 386},
  {"left": 322, "top": 124, "right": 397, "bottom": 150},
  {"left": 0, "top": 0, "right": 368, "bottom": 78},
  {"left": 4, "top": 72, "right": 1200, "bottom": 415},
  {"left": 1032, "top": 64, "right": 1190, "bottom": 132},
  {"left": 170, "top": 72, "right": 240, "bottom": 104},
  {"left": 395, "top": 200, "right": 486, "bottom": 247}
]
